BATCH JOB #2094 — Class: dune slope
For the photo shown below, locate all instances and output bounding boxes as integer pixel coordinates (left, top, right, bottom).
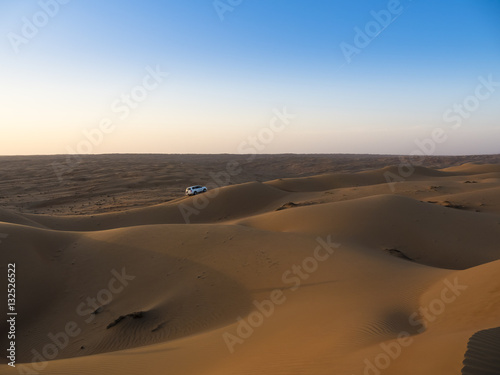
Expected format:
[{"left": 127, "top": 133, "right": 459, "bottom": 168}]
[
  {"left": 462, "top": 327, "right": 500, "bottom": 375},
  {"left": 1, "top": 162, "right": 499, "bottom": 375}
]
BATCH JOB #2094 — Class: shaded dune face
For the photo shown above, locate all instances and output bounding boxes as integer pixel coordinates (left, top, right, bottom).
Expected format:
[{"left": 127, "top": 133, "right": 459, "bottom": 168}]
[
  {"left": 0, "top": 224, "right": 253, "bottom": 362},
  {"left": 0, "top": 161, "right": 499, "bottom": 375},
  {"left": 238, "top": 194, "right": 500, "bottom": 270},
  {"left": 462, "top": 327, "right": 500, "bottom": 375}
]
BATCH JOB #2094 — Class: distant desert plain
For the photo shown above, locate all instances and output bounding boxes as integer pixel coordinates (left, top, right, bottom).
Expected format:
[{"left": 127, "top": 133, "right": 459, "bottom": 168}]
[{"left": 1, "top": 153, "right": 500, "bottom": 375}]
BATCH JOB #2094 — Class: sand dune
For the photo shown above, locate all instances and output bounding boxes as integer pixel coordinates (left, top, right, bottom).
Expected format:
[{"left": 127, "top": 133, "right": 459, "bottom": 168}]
[
  {"left": 425, "top": 186, "right": 500, "bottom": 214},
  {"left": 1, "top": 159, "right": 499, "bottom": 375},
  {"left": 462, "top": 327, "right": 500, "bottom": 375},
  {"left": 15, "top": 181, "right": 294, "bottom": 231},
  {"left": 441, "top": 162, "right": 500, "bottom": 174},
  {"left": 0, "top": 208, "right": 47, "bottom": 229},
  {"left": 2, "top": 154, "right": 500, "bottom": 216},
  {"left": 238, "top": 194, "right": 500, "bottom": 269},
  {"left": 265, "top": 165, "right": 449, "bottom": 193}
]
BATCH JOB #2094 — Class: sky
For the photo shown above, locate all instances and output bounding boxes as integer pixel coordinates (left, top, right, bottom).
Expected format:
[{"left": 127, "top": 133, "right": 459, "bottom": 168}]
[{"left": 0, "top": 0, "right": 499, "bottom": 155}]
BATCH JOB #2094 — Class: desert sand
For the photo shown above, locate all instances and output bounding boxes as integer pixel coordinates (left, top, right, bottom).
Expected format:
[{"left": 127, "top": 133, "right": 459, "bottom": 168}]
[{"left": 1, "top": 154, "right": 500, "bottom": 375}]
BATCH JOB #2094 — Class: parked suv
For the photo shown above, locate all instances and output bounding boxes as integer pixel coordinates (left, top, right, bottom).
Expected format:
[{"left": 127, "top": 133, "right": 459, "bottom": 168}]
[{"left": 185, "top": 185, "right": 207, "bottom": 196}]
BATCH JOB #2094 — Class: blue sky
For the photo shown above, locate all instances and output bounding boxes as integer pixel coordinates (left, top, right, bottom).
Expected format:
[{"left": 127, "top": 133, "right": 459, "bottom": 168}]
[{"left": 0, "top": 0, "right": 499, "bottom": 155}]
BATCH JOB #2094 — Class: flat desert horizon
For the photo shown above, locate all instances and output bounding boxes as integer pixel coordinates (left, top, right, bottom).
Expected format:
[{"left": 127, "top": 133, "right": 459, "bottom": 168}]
[{"left": 1, "top": 153, "right": 500, "bottom": 375}]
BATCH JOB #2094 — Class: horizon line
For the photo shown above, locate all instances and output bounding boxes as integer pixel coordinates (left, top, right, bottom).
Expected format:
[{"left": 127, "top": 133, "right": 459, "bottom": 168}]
[{"left": 1, "top": 152, "right": 499, "bottom": 158}]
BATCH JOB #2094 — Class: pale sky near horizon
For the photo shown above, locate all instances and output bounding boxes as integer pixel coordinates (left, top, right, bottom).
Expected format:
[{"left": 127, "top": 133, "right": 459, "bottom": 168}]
[{"left": 0, "top": 0, "right": 499, "bottom": 156}]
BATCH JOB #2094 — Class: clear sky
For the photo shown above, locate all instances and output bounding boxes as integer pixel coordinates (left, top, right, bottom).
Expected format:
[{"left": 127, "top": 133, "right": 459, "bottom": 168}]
[{"left": 1, "top": 0, "right": 499, "bottom": 155}]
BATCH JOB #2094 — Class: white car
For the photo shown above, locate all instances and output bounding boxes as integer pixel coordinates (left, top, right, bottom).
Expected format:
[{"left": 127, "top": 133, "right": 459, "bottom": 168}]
[{"left": 185, "top": 185, "right": 207, "bottom": 196}]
